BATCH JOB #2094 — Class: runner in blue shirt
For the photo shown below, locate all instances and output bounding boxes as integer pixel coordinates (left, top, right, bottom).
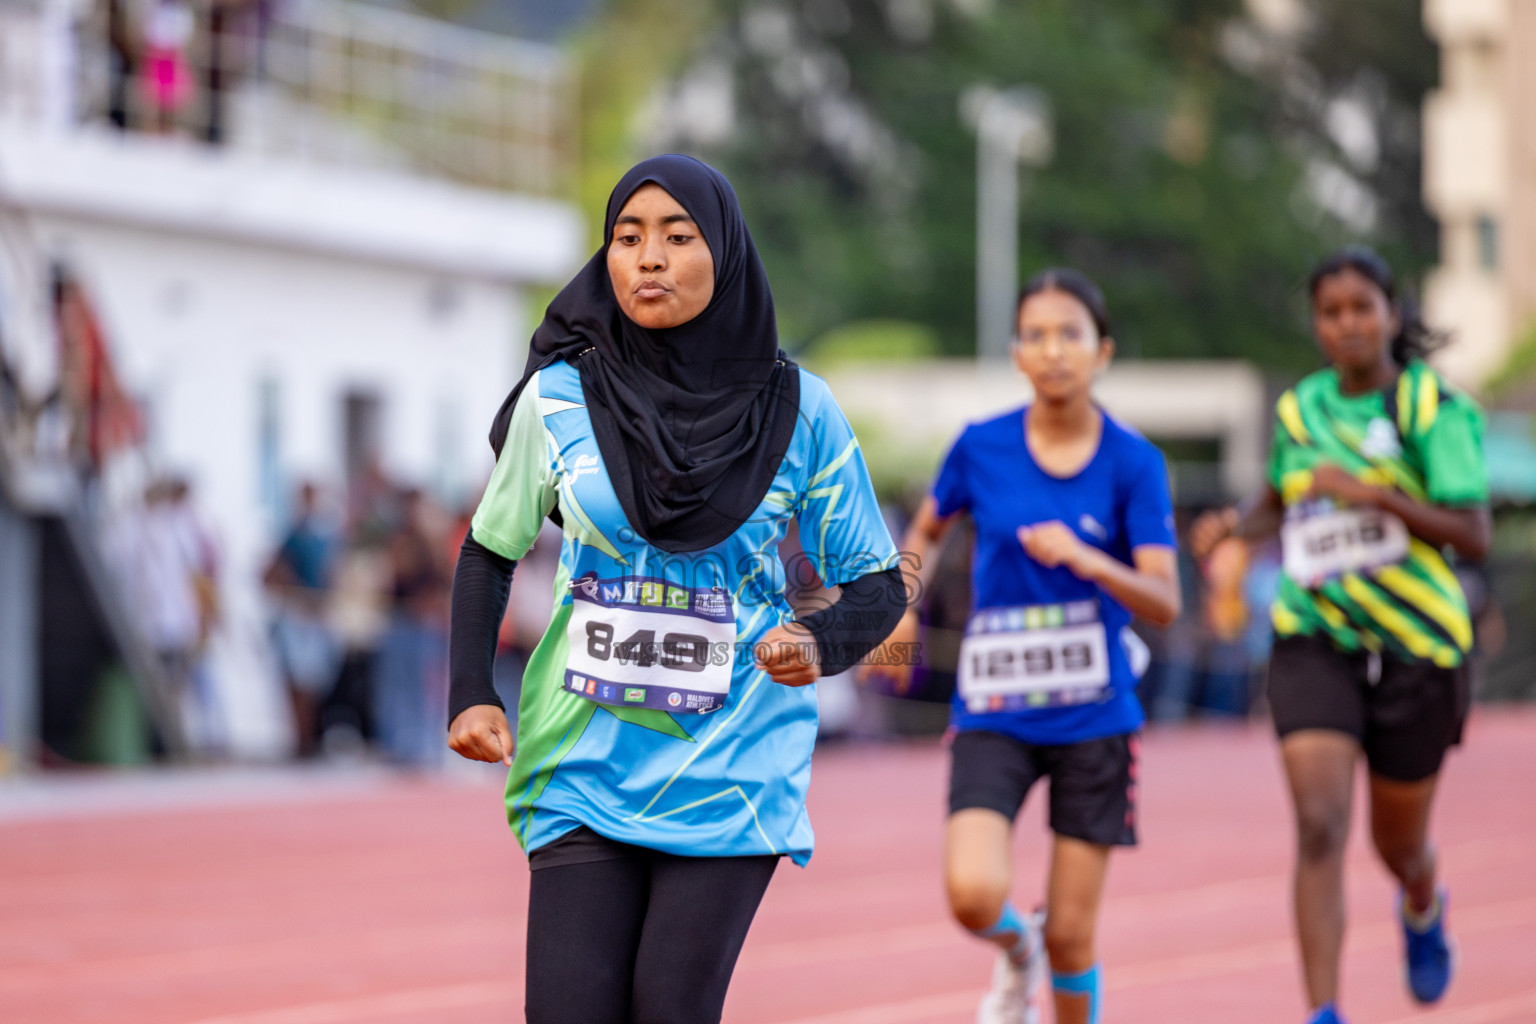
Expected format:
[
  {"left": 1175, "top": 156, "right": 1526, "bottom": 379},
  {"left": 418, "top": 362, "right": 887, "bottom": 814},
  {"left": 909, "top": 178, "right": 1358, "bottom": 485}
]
[
  {"left": 446, "top": 155, "right": 904, "bottom": 1024},
  {"left": 865, "top": 268, "right": 1180, "bottom": 1024}
]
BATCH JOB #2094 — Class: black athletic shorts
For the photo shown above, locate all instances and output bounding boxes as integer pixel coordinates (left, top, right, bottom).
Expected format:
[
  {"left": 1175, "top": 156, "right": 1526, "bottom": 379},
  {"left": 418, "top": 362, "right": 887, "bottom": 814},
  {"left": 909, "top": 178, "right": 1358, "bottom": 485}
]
[
  {"left": 1268, "top": 633, "right": 1469, "bottom": 783},
  {"left": 947, "top": 729, "right": 1138, "bottom": 847}
]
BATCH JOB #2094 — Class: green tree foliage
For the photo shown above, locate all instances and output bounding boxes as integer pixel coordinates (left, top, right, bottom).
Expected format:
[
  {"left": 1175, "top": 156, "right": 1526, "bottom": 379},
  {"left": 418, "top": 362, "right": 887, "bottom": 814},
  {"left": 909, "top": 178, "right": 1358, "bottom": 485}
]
[
  {"left": 571, "top": 0, "right": 722, "bottom": 241},
  {"left": 575, "top": 0, "right": 1435, "bottom": 371},
  {"left": 1291, "top": 0, "right": 1439, "bottom": 275}
]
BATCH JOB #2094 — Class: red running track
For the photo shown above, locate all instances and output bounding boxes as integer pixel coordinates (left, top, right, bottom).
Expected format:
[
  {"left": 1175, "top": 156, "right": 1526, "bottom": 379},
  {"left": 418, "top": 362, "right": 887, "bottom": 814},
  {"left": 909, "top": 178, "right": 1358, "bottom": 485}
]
[{"left": 3, "top": 709, "right": 1535, "bottom": 1024}]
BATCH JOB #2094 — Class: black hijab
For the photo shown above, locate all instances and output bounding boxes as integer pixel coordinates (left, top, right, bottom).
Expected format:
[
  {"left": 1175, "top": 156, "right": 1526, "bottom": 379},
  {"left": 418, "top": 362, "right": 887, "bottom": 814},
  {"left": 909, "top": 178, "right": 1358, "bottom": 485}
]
[{"left": 489, "top": 154, "right": 800, "bottom": 554}]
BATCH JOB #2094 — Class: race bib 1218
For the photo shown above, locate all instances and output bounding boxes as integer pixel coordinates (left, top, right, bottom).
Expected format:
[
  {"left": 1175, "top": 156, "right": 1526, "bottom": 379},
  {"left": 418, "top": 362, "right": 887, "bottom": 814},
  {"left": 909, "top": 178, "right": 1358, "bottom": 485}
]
[{"left": 1281, "top": 502, "right": 1409, "bottom": 588}]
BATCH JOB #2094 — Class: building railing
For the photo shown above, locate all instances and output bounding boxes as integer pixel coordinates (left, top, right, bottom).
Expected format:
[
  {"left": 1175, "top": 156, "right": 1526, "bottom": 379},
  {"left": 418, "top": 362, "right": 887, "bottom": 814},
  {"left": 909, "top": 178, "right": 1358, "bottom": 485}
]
[{"left": 56, "top": 0, "right": 577, "bottom": 196}]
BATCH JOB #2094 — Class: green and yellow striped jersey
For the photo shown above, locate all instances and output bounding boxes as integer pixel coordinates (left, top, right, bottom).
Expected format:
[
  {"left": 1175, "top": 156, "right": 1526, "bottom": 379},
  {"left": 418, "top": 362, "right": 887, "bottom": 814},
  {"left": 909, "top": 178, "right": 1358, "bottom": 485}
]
[{"left": 1265, "top": 360, "right": 1488, "bottom": 667}]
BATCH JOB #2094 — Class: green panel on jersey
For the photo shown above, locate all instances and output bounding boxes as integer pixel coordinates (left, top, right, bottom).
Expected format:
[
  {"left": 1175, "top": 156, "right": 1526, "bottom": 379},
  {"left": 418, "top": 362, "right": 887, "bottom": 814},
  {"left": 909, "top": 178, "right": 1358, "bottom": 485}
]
[
  {"left": 472, "top": 370, "right": 558, "bottom": 562},
  {"left": 505, "top": 589, "right": 592, "bottom": 844},
  {"left": 599, "top": 703, "right": 695, "bottom": 742}
]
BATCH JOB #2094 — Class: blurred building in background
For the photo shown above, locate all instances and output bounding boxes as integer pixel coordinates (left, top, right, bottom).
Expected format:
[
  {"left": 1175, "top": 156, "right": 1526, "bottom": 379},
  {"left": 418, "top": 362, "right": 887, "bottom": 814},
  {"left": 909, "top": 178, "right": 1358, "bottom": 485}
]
[
  {"left": 0, "top": 0, "right": 582, "bottom": 768},
  {"left": 1423, "top": 0, "right": 1536, "bottom": 386}
]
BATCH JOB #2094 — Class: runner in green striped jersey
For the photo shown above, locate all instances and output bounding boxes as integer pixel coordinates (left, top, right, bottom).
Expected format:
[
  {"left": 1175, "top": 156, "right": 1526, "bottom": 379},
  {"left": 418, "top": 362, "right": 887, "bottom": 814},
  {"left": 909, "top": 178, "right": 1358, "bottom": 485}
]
[
  {"left": 1265, "top": 356, "right": 1485, "bottom": 667},
  {"left": 1192, "top": 247, "right": 1489, "bottom": 1024}
]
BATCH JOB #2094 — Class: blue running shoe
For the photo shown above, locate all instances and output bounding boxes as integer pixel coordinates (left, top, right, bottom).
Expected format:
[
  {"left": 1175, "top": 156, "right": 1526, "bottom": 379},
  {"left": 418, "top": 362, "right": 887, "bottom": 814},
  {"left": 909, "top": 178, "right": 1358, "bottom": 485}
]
[
  {"left": 1304, "top": 1003, "right": 1345, "bottom": 1024},
  {"left": 1400, "top": 888, "right": 1454, "bottom": 1004}
]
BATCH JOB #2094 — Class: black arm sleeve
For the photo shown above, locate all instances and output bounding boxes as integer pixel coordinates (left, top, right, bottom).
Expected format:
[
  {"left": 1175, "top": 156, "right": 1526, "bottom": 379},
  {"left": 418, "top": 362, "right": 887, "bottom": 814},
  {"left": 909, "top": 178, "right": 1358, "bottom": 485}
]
[
  {"left": 447, "top": 529, "right": 515, "bottom": 727},
  {"left": 795, "top": 567, "right": 908, "bottom": 676}
]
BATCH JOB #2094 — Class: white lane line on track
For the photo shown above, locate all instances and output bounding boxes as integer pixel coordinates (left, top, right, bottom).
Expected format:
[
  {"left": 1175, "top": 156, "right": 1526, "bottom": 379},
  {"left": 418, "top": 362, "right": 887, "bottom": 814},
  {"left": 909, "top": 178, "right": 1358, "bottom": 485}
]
[
  {"left": 171, "top": 894, "right": 1536, "bottom": 1024},
  {"left": 1377, "top": 989, "right": 1536, "bottom": 1024},
  {"left": 176, "top": 981, "right": 518, "bottom": 1024},
  {"left": 7, "top": 836, "right": 1525, "bottom": 994},
  {"left": 760, "top": 895, "right": 1536, "bottom": 1024},
  {"left": 0, "top": 920, "right": 513, "bottom": 992},
  {"left": 755, "top": 832, "right": 1527, "bottom": 933},
  {"left": 747, "top": 843, "right": 1534, "bottom": 972}
]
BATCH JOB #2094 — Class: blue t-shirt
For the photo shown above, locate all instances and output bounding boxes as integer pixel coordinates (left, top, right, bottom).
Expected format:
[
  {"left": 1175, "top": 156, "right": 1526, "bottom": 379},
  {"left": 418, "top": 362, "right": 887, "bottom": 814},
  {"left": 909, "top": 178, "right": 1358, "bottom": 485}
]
[
  {"left": 932, "top": 405, "right": 1175, "bottom": 745},
  {"left": 472, "top": 361, "right": 897, "bottom": 866},
  {"left": 278, "top": 522, "right": 336, "bottom": 590}
]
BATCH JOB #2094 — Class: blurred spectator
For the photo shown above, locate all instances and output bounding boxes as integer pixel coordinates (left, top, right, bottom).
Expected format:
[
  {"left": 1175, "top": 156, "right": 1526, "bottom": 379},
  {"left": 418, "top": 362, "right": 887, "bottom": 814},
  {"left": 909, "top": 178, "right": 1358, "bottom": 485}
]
[
  {"left": 374, "top": 486, "right": 449, "bottom": 768},
  {"left": 262, "top": 480, "right": 342, "bottom": 758},
  {"left": 319, "top": 541, "right": 389, "bottom": 755},
  {"left": 52, "top": 264, "right": 141, "bottom": 474},
  {"left": 165, "top": 476, "right": 225, "bottom": 751},
  {"left": 141, "top": 0, "right": 194, "bottom": 134},
  {"left": 1199, "top": 536, "right": 1255, "bottom": 717},
  {"left": 202, "top": 0, "right": 265, "bottom": 143},
  {"left": 1242, "top": 543, "right": 1282, "bottom": 704},
  {"left": 1135, "top": 543, "right": 1203, "bottom": 722},
  {"left": 105, "top": 0, "right": 136, "bottom": 130},
  {"left": 347, "top": 459, "right": 402, "bottom": 548},
  {"left": 1455, "top": 562, "right": 1507, "bottom": 700},
  {"left": 126, "top": 476, "right": 220, "bottom": 750},
  {"left": 1138, "top": 523, "right": 1280, "bottom": 722}
]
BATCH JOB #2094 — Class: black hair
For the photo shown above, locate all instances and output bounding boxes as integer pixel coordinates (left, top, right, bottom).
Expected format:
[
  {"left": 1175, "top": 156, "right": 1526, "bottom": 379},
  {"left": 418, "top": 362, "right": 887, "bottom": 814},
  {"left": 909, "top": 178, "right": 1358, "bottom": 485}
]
[
  {"left": 50, "top": 261, "right": 72, "bottom": 308},
  {"left": 1307, "top": 245, "right": 1449, "bottom": 366},
  {"left": 1016, "top": 267, "right": 1111, "bottom": 340}
]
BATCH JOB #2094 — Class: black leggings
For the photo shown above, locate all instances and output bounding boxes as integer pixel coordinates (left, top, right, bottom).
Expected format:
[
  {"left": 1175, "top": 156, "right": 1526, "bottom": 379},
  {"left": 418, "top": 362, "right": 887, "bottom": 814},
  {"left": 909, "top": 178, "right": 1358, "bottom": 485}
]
[{"left": 525, "top": 831, "right": 779, "bottom": 1024}]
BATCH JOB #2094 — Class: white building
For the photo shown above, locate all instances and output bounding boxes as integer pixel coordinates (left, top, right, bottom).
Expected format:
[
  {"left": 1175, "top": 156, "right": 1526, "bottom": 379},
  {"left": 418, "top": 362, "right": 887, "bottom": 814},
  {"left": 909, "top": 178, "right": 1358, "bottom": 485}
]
[
  {"left": 0, "top": 0, "right": 583, "bottom": 763},
  {"left": 1422, "top": 0, "right": 1536, "bottom": 387}
]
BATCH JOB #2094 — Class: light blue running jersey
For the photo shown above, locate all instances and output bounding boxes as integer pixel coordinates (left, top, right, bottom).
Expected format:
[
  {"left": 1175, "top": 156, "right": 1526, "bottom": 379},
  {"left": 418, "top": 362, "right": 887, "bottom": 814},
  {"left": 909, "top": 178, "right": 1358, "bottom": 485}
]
[{"left": 471, "top": 360, "right": 896, "bottom": 865}]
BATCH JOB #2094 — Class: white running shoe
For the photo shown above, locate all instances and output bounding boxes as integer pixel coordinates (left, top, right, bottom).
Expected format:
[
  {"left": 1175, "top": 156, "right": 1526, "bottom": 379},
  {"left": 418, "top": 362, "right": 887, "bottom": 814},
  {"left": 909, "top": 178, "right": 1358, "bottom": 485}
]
[{"left": 975, "top": 911, "right": 1046, "bottom": 1024}]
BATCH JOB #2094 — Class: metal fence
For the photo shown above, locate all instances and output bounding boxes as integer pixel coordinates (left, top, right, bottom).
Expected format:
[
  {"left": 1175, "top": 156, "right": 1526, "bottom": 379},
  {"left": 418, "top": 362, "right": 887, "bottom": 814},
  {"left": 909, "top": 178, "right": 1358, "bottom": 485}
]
[{"left": 68, "top": 0, "right": 576, "bottom": 196}]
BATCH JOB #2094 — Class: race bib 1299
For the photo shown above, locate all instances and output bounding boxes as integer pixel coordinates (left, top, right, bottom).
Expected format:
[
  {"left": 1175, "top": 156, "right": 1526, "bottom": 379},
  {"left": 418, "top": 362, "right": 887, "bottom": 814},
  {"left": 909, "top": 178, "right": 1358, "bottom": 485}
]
[
  {"left": 563, "top": 573, "right": 736, "bottom": 714},
  {"left": 957, "top": 599, "right": 1111, "bottom": 713}
]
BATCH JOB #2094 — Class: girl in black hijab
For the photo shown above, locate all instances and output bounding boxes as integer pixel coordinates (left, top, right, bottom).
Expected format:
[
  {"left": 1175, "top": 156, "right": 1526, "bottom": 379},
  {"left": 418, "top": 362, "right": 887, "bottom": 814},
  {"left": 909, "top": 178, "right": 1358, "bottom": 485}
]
[{"left": 446, "top": 155, "right": 905, "bottom": 1024}]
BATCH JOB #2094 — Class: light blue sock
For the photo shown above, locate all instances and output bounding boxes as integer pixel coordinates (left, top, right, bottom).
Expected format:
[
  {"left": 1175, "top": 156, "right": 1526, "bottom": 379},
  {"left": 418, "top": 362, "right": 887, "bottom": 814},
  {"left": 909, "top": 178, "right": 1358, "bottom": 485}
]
[
  {"left": 1052, "top": 963, "right": 1103, "bottom": 1024},
  {"left": 968, "top": 902, "right": 1031, "bottom": 963}
]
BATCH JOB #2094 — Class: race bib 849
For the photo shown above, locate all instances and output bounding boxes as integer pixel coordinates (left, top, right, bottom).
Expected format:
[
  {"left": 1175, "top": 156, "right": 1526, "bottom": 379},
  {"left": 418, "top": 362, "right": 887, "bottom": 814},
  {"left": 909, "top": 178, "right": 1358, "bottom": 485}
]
[{"left": 563, "top": 573, "right": 736, "bottom": 714}]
